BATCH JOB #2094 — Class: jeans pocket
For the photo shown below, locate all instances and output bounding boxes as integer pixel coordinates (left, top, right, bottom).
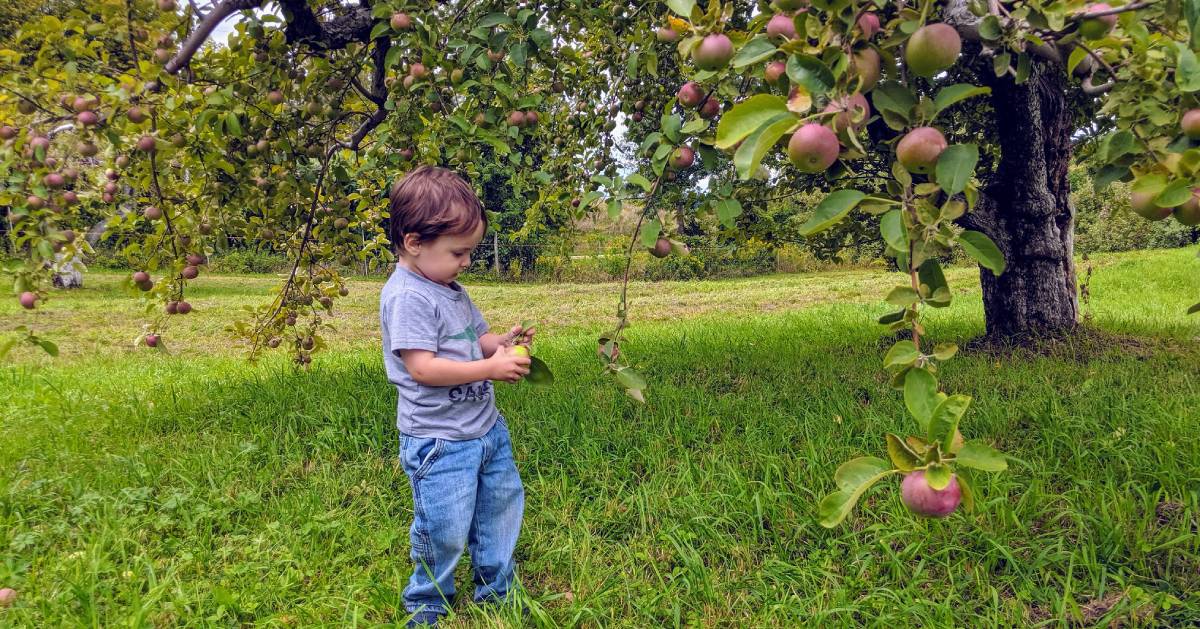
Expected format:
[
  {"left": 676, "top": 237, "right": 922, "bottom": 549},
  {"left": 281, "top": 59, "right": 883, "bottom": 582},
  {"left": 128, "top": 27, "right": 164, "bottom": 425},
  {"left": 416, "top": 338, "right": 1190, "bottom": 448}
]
[{"left": 407, "top": 437, "right": 444, "bottom": 480}]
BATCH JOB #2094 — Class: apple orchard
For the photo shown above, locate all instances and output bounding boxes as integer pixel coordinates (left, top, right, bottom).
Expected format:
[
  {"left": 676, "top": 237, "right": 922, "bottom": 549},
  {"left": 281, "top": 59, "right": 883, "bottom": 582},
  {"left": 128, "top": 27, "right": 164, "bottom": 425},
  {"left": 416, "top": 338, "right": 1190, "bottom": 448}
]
[{"left": 3, "top": 0, "right": 1200, "bottom": 525}]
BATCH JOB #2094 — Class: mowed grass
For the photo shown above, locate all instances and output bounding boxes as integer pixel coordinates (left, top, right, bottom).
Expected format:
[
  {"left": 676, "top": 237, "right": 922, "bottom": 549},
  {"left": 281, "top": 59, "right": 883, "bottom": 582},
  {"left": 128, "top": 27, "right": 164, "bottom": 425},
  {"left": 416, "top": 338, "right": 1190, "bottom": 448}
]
[{"left": 1, "top": 248, "right": 1198, "bottom": 626}]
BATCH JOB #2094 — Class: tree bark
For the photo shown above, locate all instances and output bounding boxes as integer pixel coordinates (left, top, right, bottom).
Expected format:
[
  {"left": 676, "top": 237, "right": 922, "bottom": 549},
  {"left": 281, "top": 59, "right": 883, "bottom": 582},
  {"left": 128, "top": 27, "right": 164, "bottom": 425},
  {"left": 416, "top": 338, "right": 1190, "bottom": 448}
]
[{"left": 963, "top": 63, "right": 1079, "bottom": 339}]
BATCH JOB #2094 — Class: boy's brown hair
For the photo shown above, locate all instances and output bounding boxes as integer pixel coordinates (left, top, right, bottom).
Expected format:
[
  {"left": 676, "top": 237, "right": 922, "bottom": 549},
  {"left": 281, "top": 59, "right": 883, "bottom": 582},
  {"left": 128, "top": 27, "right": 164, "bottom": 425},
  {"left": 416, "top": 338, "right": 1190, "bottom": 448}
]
[{"left": 387, "top": 165, "right": 486, "bottom": 252}]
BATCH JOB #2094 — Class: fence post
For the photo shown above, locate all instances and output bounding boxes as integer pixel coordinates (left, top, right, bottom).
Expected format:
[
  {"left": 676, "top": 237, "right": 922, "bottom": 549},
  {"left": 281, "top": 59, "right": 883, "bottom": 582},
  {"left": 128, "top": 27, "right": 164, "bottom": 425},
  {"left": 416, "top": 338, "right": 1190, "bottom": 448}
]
[{"left": 493, "top": 232, "right": 500, "bottom": 275}]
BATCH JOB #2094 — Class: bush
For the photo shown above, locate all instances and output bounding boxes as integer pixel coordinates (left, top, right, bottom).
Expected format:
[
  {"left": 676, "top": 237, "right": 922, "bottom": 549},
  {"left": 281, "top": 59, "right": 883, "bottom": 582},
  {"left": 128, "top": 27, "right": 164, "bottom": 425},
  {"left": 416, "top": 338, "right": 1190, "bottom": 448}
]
[
  {"left": 1071, "top": 164, "right": 1199, "bottom": 254},
  {"left": 206, "top": 248, "right": 290, "bottom": 274}
]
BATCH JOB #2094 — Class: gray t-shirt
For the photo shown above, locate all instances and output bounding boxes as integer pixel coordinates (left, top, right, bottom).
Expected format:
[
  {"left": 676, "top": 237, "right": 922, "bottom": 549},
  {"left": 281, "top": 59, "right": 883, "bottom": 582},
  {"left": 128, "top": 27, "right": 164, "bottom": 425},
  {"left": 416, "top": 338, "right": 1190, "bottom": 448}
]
[{"left": 380, "top": 264, "right": 498, "bottom": 440}]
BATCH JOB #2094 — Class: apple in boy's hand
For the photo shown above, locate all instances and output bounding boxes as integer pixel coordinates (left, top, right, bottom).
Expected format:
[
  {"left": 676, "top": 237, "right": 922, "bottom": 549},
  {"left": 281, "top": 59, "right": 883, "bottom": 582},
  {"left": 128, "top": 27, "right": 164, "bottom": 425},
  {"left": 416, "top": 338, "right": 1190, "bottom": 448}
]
[{"left": 510, "top": 345, "right": 530, "bottom": 357}]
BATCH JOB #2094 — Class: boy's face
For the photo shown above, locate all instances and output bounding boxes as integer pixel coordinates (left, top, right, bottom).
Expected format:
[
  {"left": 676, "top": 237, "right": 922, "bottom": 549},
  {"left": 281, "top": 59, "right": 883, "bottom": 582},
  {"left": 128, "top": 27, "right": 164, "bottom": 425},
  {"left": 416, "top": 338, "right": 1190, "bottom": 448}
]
[{"left": 401, "top": 220, "right": 485, "bottom": 285}]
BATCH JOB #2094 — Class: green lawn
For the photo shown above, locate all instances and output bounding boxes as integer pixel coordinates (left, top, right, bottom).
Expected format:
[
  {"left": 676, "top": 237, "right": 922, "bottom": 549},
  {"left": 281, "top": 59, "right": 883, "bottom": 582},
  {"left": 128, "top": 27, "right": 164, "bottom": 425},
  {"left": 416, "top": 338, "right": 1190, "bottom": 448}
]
[{"left": 1, "top": 248, "right": 1198, "bottom": 626}]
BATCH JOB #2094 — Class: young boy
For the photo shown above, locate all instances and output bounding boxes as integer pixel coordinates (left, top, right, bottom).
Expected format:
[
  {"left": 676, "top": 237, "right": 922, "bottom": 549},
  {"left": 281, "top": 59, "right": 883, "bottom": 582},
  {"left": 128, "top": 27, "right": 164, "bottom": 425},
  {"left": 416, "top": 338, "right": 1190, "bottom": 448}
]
[{"left": 379, "top": 165, "right": 533, "bottom": 627}]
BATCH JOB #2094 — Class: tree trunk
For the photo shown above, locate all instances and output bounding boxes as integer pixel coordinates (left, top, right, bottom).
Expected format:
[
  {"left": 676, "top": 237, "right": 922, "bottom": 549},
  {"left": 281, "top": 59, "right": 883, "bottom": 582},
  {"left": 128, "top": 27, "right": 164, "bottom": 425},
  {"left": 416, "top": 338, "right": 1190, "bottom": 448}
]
[{"left": 965, "top": 63, "right": 1079, "bottom": 339}]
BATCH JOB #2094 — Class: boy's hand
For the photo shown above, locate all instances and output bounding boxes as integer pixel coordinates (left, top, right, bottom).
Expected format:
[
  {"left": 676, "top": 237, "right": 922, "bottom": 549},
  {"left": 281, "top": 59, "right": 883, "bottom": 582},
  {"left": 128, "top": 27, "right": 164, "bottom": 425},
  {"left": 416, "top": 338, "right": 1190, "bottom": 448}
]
[
  {"left": 506, "top": 324, "right": 536, "bottom": 347},
  {"left": 489, "top": 345, "right": 531, "bottom": 383}
]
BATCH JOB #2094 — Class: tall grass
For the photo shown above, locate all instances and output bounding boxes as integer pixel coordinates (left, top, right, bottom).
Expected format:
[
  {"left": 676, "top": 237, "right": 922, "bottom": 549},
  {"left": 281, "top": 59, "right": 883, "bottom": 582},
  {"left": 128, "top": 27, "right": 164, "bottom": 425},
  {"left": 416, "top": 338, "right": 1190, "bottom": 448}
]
[{"left": 0, "top": 248, "right": 1197, "bottom": 625}]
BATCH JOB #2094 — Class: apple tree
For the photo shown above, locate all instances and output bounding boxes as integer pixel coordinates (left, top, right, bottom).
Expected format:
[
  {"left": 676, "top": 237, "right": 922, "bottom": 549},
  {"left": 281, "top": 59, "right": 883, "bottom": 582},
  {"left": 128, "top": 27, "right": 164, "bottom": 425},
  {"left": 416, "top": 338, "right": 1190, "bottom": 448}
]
[
  {"left": 597, "top": 0, "right": 1200, "bottom": 524},
  {"left": 1, "top": 0, "right": 650, "bottom": 359}
]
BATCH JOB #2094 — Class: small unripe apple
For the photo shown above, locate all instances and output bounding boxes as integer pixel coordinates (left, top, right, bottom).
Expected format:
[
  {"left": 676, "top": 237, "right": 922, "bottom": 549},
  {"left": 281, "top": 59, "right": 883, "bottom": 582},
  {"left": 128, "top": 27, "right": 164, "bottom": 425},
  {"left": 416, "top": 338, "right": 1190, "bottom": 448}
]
[
  {"left": 186, "top": 253, "right": 205, "bottom": 266},
  {"left": 1181, "top": 109, "right": 1200, "bottom": 139},
  {"left": 650, "top": 237, "right": 672, "bottom": 258},
  {"left": 0, "top": 587, "right": 17, "bottom": 607},
  {"left": 656, "top": 27, "right": 678, "bottom": 43},
  {"left": 0, "top": 125, "right": 15, "bottom": 140},
  {"left": 391, "top": 12, "right": 412, "bottom": 30},
  {"left": 136, "top": 135, "right": 157, "bottom": 152},
  {"left": 267, "top": 90, "right": 284, "bottom": 105},
  {"left": 19, "top": 292, "right": 38, "bottom": 309},
  {"left": 26, "top": 195, "right": 45, "bottom": 210},
  {"left": 44, "top": 173, "right": 65, "bottom": 188},
  {"left": 677, "top": 81, "right": 705, "bottom": 108},
  {"left": 182, "top": 265, "right": 199, "bottom": 279},
  {"left": 133, "top": 271, "right": 150, "bottom": 283},
  {"left": 764, "top": 61, "right": 787, "bottom": 85},
  {"left": 127, "top": 106, "right": 147, "bottom": 123},
  {"left": 857, "top": 12, "right": 881, "bottom": 38},
  {"left": 145, "top": 334, "right": 160, "bottom": 347},
  {"left": 143, "top": 205, "right": 162, "bottom": 220},
  {"left": 766, "top": 14, "right": 797, "bottom": 42},
  {"left": 176, "top": 301, "right": 192, "bottom": 314},
  {"left": 1078, "top": 3, "right": 1118, "bottom": 40}
]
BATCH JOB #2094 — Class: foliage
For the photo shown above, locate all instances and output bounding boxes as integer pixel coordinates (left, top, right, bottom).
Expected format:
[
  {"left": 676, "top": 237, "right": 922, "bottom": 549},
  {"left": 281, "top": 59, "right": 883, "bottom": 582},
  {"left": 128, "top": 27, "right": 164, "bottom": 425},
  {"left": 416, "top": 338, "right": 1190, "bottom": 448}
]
[{"left": 4, "top": 0, "right": 1200, "bottom": 527}]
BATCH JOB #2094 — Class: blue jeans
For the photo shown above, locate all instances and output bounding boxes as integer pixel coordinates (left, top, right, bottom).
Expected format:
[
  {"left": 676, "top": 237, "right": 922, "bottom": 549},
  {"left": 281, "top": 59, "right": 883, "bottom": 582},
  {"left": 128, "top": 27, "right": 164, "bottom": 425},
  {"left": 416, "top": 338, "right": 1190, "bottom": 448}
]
[{"left": 399, "top": 417, "right": 524, "bottom": 616}]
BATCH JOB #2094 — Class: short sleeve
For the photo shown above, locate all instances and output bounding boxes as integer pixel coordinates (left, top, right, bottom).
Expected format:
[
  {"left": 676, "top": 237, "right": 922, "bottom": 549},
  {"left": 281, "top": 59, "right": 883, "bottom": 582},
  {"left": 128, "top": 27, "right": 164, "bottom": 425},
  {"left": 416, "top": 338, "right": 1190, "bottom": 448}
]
[
  {"left": 468, "top": 298, "right": 489, "bottom": 338},
  {"left": 383, "top": 289, "right": 440, "bottom": 354}
]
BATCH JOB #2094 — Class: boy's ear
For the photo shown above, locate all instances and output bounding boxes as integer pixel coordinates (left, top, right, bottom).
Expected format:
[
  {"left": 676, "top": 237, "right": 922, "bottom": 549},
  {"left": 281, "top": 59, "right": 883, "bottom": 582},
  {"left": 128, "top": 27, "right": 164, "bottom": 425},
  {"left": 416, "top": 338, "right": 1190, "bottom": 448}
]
[{"left": 401, "top": 233, "right": 423, "bottom": 256}]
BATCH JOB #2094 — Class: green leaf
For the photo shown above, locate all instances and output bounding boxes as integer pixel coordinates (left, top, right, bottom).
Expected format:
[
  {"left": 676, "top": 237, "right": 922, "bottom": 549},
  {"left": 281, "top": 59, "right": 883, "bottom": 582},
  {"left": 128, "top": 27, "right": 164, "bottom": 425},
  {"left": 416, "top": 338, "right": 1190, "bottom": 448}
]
[
  {"left": 886, "top": 286, "right": 920, "bottom": 307},
  {"left": 785, "top": 54, "right": 834, "bottom": 97},
  {"left": 1094, "top": 165, "right": 1130, "bottom": 192},
  {"left": 1155, "top": 180, "right": 1193, "bottom": 207},
  {"left": 666, "top": 0, "right": 695, "bottom": 17},
  {"left": 627, "top": 173, "right": 652, "bottom": 192},
  {"left": 715, "top": 198, "right": 743, "bottom": 228},
  {"left": 681, "top": 118, "right": 709, "bottom": 134},
  {"left": 1066, "top": 46, "right": 1090, "bottom": 77},
  {"left": 733, "top": 113, "right": 795, "bottom": 180},
  {"left": 225, "top": 112, "right": 243, "bottom": 137},
  {"left": 1102, "top": 130, "right": 1137, "bottom": 163},
  {"left": 884, "top": 340, "right": 919, "bottom": 370},
  {"left": 715, "top": 94, "right": 789, "bottom": 149},
  {"left": 886, "top": 433, "right": 922, "bottom": 472},
  {"left": 639, "top": 218, "right": 662, "bottom": 248},
  {"left": 925, "top": 462, "right": 952, "bottom": 490},
  {"left": 957, "top": 469, "right": 977, "bottom": 512},
  {"left": 613, "top": 366, "right": 647, "bottom": 390},
  {"left": 929, "top": 394, "right": 971, "bottom": 450},
  {"left": 661, "top": 114, "right": 683, "bottom": 144},
  {"left": 36, "top": 338, "right": 59, "bottom": 357},
  {"left": 955, "top": 441, "right": 1008, "bottom": 472},
  {"left": 932, "top": 343, "right": 958, "bottom": 361},
  {"left": 476, "top": 13, "right": 512, "bottom": 28},
  {"left": 903, "top": 367, "right": 938, "bottom": 433},
  {"left": 731, "top": 35, "right": 777, "bottom": 68},
  {"left": 880, "top": 210, "right": 907, "bottom": 252},
  {"left": 1189, "top": 302, "right": 1200, "bottom": 314},
  {"left": 871, "top": 82, "right": 915, "bottom": 121},
  {"left": 1186, "top": 0, "right": 1200, "bottom": 50},
  {"left": 977, "top": 14, "right": 1002, "bottom": 40},
  {"left": 526, "top": 356, "right": 554, "bottom": 386},
  {"left": 798, "top": 190, "right": 866, "bottom": 236},
  {"left": 959, "top": 230, "right": 1006, "bottom": 276},
  {"left": 932, "top": 85, "right": 991, "bottom": 117},
  {"left": 917, "top": 259, "right": 951, "bottom": 307},
  {"left": 1178, "top": 44, "right": 1200, "bottom": 93},
  {"left": 878, "top": 309, "right": 906, "bottom": 325},
  {"left": 935, "top": 144, "right": 979, "bottom": 197},
  {"left": 818, "top": 457, "right": 895, "bottom": 528}
]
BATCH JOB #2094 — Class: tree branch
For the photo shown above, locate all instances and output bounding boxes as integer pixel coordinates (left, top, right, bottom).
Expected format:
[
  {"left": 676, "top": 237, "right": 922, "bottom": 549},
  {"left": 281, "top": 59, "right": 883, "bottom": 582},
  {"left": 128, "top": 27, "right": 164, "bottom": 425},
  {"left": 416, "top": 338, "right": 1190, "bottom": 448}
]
[{"left": 165, "top": 0, "right": 262, "bottom": 75}]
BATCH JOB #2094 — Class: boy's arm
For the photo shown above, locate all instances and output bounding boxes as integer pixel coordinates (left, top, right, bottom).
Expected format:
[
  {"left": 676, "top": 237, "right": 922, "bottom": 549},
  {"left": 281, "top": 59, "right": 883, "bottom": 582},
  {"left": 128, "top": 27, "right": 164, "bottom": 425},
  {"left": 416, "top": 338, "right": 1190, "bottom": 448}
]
[{"left": 400, "top": 348, "right": 530, "bottom": 386}]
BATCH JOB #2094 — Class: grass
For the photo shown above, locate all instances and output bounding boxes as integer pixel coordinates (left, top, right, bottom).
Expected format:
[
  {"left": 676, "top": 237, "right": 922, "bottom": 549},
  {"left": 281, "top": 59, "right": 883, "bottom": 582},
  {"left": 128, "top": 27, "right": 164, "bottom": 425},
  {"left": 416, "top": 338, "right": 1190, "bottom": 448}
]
[{"left": 1, "top": 248, "right": 1198, "bottom": 626}]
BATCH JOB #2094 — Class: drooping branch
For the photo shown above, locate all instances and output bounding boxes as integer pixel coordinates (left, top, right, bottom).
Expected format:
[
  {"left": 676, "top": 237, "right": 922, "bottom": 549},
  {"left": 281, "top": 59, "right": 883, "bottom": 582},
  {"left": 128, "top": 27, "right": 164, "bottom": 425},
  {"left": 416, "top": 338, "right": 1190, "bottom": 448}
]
[{"left": 165, "top": 0, "right": 262, "bottom": 75}]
